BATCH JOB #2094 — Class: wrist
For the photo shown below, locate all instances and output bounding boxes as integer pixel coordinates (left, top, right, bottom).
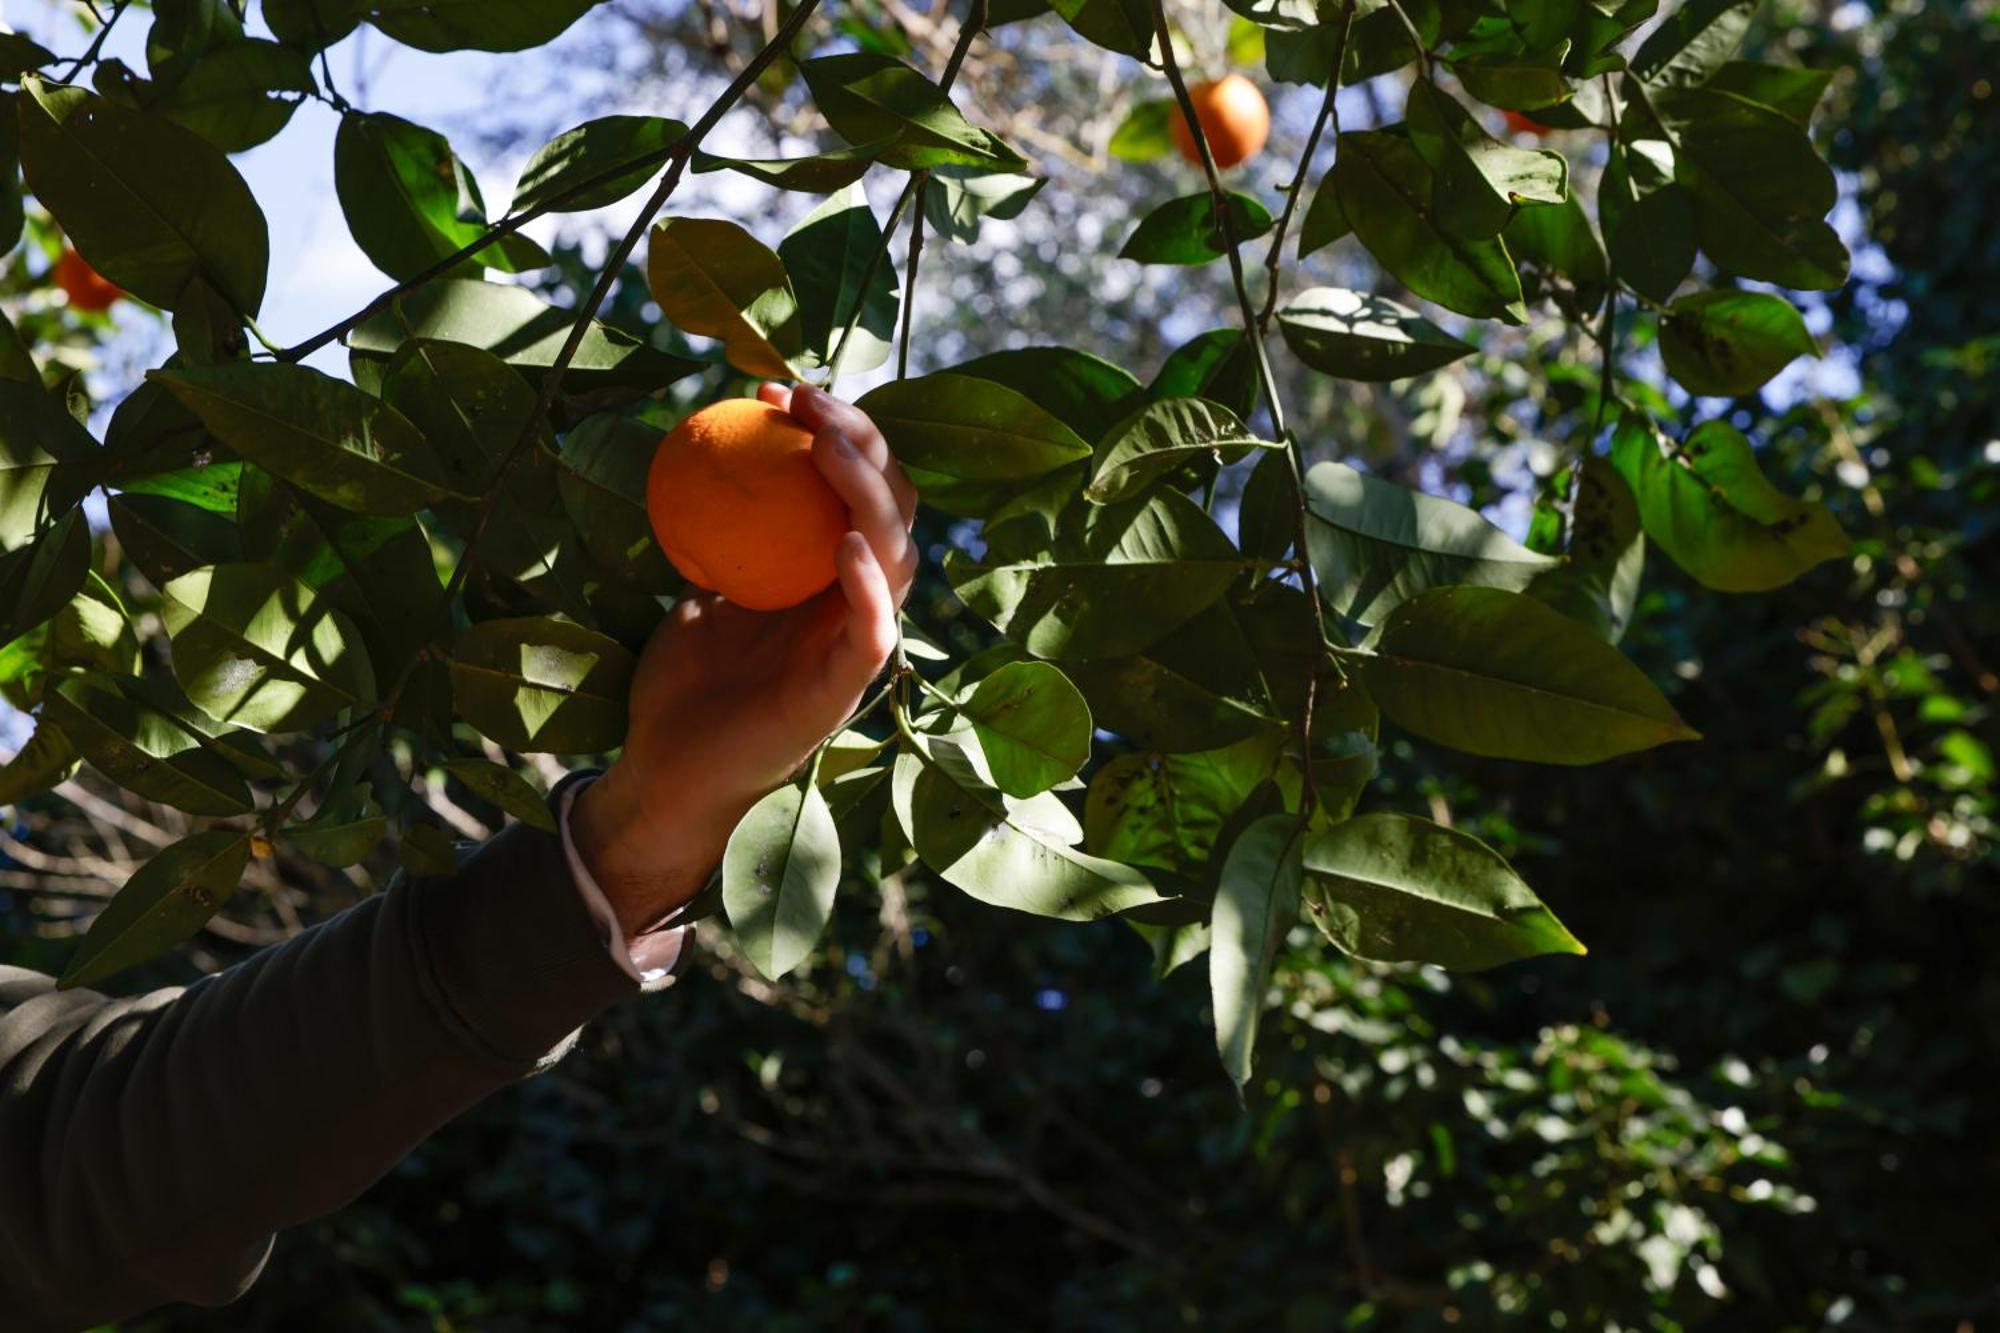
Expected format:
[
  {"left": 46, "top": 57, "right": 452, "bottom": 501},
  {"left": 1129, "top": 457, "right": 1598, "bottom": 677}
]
[{"left": 568, "top": 761, "right": 743, "bottom": 939}]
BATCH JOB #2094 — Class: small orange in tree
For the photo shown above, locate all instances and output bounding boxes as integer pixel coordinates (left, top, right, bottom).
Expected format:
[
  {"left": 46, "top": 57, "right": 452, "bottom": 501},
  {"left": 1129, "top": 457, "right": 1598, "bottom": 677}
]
[
  {"left": 646, "top": 398, "right": 848, "bottom": 612},
  {"left": 1170, "top": 73, "right": 1271, "bottom": 170},
  {"left": 1504, "top": 110, "right": 1552, "bottom": 137},
  {"left": 54, "top": 247, "right": 122, "bottom": 312}
]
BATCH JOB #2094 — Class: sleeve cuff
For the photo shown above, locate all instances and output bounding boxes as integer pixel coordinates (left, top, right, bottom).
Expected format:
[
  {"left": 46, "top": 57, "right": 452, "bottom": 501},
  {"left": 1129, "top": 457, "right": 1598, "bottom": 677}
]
[{"left": 555, "top": 775, "right": 690, "bottom": 993}]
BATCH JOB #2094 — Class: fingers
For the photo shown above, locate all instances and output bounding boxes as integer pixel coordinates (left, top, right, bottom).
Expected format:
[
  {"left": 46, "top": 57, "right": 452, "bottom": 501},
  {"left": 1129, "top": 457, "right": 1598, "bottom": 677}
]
[
  {"left": 828, "top": 532, "right": 898, "bottom": 693},
  {"left": 756, "top": 381, "right": 794, "bottom": 412},
  {"left": 813, "top": 425, "right": 919, "bottom": 602},
  {"left": 789, "top": 384, "right": 918, "bottom": 526}
]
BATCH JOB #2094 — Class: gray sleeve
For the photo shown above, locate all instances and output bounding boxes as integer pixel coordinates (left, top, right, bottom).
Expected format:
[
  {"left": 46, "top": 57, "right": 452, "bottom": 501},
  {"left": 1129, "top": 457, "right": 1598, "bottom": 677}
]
[{"left": 0, "top": 809, "right": 650, "bottom": 1332}]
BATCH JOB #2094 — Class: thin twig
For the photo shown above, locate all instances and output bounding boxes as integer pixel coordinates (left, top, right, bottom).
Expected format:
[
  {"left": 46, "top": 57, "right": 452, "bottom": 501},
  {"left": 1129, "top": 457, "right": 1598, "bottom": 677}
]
[
  {"left": 820, "top": 0, "right": 988, "bottom": 387},
  {"left": 57, "top": 0, "right": 127, "bottom": 82},
  {"left": 1257, "top": 0, "right": 1355, "bottom": 329},
  {"left": 1149, "top": 0, "right": 1331, "bottom": 811},
  {"left": 898, "top": 173, "right": 930, "bottom": 379}
]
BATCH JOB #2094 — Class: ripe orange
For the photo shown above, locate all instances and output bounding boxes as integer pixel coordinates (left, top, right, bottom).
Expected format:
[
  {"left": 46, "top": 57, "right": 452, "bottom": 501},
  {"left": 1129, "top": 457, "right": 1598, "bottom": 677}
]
[
  {"left": 1504, "top": 110, "right": 1552, "bottom": 137},
  {"left": 1171, "top": 74, "right": 1271, "bottom": 170},
  {"left": 54, "top": 247, "right": 121, "bottom": 312},
  {"left": 646, "top": 398, "right": 848, "bottom": 611}
]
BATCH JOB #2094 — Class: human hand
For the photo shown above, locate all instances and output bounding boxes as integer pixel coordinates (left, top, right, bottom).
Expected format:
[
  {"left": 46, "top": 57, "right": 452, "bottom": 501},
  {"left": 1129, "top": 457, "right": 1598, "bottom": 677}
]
[{"left": 568, "top": 384, "right": 919, "bottom": 940}]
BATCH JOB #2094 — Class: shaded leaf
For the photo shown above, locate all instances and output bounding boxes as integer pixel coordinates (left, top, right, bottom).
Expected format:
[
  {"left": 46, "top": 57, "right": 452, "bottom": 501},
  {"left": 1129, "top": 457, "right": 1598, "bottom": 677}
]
[
  {"left": 59, "top": 829, "right": 252, "bottom": 989},
  {"left": 1086, "top": 398, "right": 1273, "bottom": 505},
  {"left": 512, "top": 114, "right": 685, "bottom": 213},
  {"left": 857, "top": 372, "right": 1092, "bottom": 514},
  {"left": 1303, "top": 461, "right": 1558, "bottom": 624},
  {"left": 1119, "top": 191, "right": 1274, "bottom": 266},
  {"left": 43, "top": 672, "right": 253, "bottom": 815},
  {"left": 780, "top": 184, "right": 898, "bottom": 373},
  {"left": 1659, "top": 289, "right": 1815, "bottom": 396},
  {"left": 799, "top": 53, "right": 1025, "bottom": 171},
  {"left": 161, "top": 563, "right": 376, "bottom": 732},
  {"left": 449, "top": 616, "right": 635, "bottom": 754},
  {"left": 1210, "top": 812, "right": 1302, "bottom": 1091},
  {"left": 442, "top": 758, "right": 555, "bottom": 832},
  {"left": 334, "top": 110, "right": 546, "bottom": 281},
  {"left": 1302, "top": 812, "right": 1584, "bottom": 969},
  {"left": 724, "top": 781, "right": 842, "bottom": 980},
  {"left": 1278, "top": 286, "right": 1475, "bottom": 383},
  {"left": 1356, "top": 584, "right": 1698, "bottom": 764},
  {"left": 959, "top": 660, "right": 1093, "bottom": 798}
]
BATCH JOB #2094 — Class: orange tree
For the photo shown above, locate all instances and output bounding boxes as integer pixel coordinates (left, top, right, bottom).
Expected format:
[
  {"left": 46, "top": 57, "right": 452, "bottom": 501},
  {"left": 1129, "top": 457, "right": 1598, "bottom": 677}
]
[{"left": 0, "top": 0, "right": 1848, "bottom": 1091}]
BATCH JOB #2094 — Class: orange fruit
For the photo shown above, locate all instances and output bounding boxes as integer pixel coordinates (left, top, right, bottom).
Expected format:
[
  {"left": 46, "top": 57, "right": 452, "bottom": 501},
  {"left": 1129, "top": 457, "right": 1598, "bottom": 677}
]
[
  {"left": 54, "top": 247, "right": 121, "bottom": 312},
  {"left": 646, "top": 398, "right": 848, "bottom": 611},
  {"left": 1504, "top": 110, "right": 1552, "bottom": 137},
  {"left": 1170, "top": 74, "right": 1271, "bottom": 170}
]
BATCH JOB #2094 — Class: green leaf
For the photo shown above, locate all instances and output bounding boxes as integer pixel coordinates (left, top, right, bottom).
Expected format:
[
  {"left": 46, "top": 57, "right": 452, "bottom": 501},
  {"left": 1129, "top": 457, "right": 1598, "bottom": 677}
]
[
  {"left": 334, "top": 111, "right": 545, "bottom": 281},
  {"left": 1449, "top": 36, "right": 1572, "bottom": 111},
  {"left": 1085, "top": 731, "right": 1285, "bottom": 871},
  {"left": 690, "top": 142, "right": 888, "bottom": 192},
  {"left": 152, "top": 38, "right": 314, "bottom": 153},
  {"left": 1704, "top": 60, "right": 1835, "bottom": 127},
  {"left": 0, "top": 381, "right": 93, "bottom": 550},
  {"left": 108, "top": 491, "right": 244, "bottom": 589},
  {"left": 1659, "top": 86, "right": 1848, "bottom": 291},
  {"left": 378, "top": 337, "right": 546, "bottom": 496},
  {"left": 1066, "top": 596, "right": 1289, "bottom": 752},
  {"left": 0, "top": 510, "right": 90, "bottom": 646},
  {"left": 0, "top": 715, "right": 78, "bottom": 806},
  {"left": 1599, "top": 140, "right": 1695, "bottom": 304},
  {"left": 1150, "top": 330, "right": 1259, "bottom": 422},
  {"left": 1302, "top": 812, "right": 1584, "bottom": 969},
  {"left": 154, "top": 363, "right": 456, "bottom": 516},
  {"left": 645, "top": 216, "right": 801, "bottom": 379},
  {"left": 442, "top": 758, "right": 555, "bottom": 832},
  {"left": 949, "top": 347, "right": 1146, "bottom": 442},
  {"left": 1278, "top": 286, "right": 1476, "bottom": 383},
  {"left": 1355, "top": 584, "right": 1698, "bottom": 764},
  {"left": 288, "top": 784, "right": 388, "bottom": 866},
  {"left": 1299, "top": 167, "right": 1351, "bottom": 257},
  {"left": 1527, "top": 455, "right": 1646, "bottom": 643},
  {"left": 362, "top": 0, "right": 604, "bottom": 53},
  {"left": 892, "top": 742, "right": 1163, "bottom": 919},
  {"left": 1210, "top": 812, "right": 1302, "bottom": 1092},
  {"left": 947, "top": 489, "right": 1258, "bottom": 659},
  {"left": 161, "top": 563, "right": 376, "bottom": 732},
  {"left": 780, "top": 184, "right": 899, "bottom": 374},
  {"left": 0, "top": 32, "right": 55, "bottom": 81},
  {"left": 1503, "top": 190, "right": 1609, "bottom": 310},
  {"left": 1611, "top": 413, "right": 1849, "bottom": 592},
  {"left": 0, "top": 574, "right": 139, "bottom": 711},
  {"left": 59, "top": 829, "right": 253, "bottom": 989},
  {"left": 1086, "top": 398, "right": 1272, "bottom": 505},
  {"left": 857, "top": 372, "right": 1092, "bottom": 514},
  {"left": 723, "top": 781, "right": 842, "bottom": 980},
  {"left": 1221, "top": 0, "right": 1317, "bottom": 31},
  {"left": 555, "top": 410, "right": 680, "bottom": 592},
  {"left": 958, "top": 660, "right": 1094, "bottom": 798},
  {"left": 513, "top": 115, "right": 686, "bottom": 213},
  {"left": 449, "top": 616, "right": 635, "bottom": 754},
  {"left": 1109, "top": 99, "right": 1177, "bottom": 161},
  {"left": 1048, "top": 0, "right": 1155, "bottom": 59},
  {"left": 1631, "top": 0, "right": 1753, "bottom": 86},
  {"left": 1659, "top": 289, "right": 1815, "bottom": 396},
  {"left": 348, "top": 279, "right": 702, "bottom": 398},
  {"left": 922, "top": 166, "right": 1045, "bottom": 244},
  {"left": 16, "top": 77, "right": 268, "bottom": 313},
  {"left": 264, "top": 0, "right": 360, "bottom": 49},
  {"left": 798, "top": 53, "right": 1025, "bottom": 172},
  {"left": 42, "top": 672, "right": 253, "bottom": 815},
  {"left": 1405, "top": 80, "right": 1567, "bottom": 239},
  {"left": 1118, "top": 191, "right": 1274, "bottom": 266},
  {"left": 1334, "top": 129, "right": 1527, "bottom": 322},
  {"left": 1303, "top": 461, "right": 1558, "bottom": 624}
]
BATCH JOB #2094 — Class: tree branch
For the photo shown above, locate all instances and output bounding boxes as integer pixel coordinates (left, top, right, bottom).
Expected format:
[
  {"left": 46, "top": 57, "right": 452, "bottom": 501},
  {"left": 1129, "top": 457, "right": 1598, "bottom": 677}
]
[{"left": 1257, "top": 0, "right": 1354, "bottom": 329}]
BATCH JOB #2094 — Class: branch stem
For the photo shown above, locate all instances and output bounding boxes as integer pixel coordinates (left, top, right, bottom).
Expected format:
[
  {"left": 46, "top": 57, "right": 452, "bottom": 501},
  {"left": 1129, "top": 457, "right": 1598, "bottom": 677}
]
[{"left": 1256, "top": 0, "right": 1354, "bottom": 330}]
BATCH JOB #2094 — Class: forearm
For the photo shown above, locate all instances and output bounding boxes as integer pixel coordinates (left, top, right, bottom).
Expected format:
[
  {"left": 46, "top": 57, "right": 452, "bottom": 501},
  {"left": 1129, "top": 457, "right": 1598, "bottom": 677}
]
[{"left": 0, "top": 808, "right": 648, "bottom": 1331}]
